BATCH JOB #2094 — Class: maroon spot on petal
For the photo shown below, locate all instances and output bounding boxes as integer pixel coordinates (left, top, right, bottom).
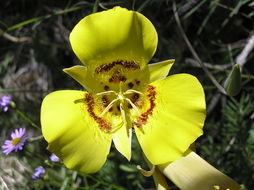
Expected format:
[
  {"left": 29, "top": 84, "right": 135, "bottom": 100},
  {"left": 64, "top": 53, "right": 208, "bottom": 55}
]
[
  {"left": 135, "top": 79, "right": 141, "bottom": 86},
  {"left": 104, "top": 85, "right": 110, "bottom": 91},
  {"left": 128, "top": 82, "right": 134, "bottom": 89},
  {"left": 101, "top": 95, "right": 109, "bottom": 107},
  {"left": 130, "top": 93, "right": 140, "bottom": 106},
  {"left": 109, "top": 75, "right": 127, "bottom": 83}
]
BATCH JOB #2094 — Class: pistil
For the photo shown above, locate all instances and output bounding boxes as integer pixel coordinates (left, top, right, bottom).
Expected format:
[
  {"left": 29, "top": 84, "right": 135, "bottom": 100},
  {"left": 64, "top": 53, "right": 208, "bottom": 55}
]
[{"left": 96, "top": 87, "right": 143, "bottom": 125}]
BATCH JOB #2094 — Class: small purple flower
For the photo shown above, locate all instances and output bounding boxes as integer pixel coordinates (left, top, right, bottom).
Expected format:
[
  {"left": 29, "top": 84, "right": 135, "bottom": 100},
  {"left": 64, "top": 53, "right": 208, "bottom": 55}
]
[
  {"left": 49, "top": 153, "right": 60, "bottom": 162},
  {"left": 1, "top": 128, "right": 28, "bottom": 155},
  {"left": 32, "top": 166, "right": 46, "bottom": 180},
  {"left": 0, "top": 95, "right": 12, "bottom": 112}
]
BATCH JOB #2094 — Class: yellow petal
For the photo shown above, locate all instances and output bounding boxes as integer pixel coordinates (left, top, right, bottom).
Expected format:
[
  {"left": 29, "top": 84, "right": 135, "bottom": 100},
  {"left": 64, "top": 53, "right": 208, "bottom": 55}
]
[
  {"left": 135, "top": 74, "right": 206, "bottom": 164},
  {"left": 41, "top": 90, "right": 112, "bottom": 173},
  {"left": 112, "top": 124, "right": 132, "bottom": 161},
  {"left": 69, "top": 6, "right": 158, "bottom": 70},
  {"left": 63, "top": 65, "right": 101, "bottom": 92},
  {"left": 158, "top": 152, "right": 241, "bottom": 190},
  {"left": 148, "top": 59, "right": 175, "bottom": 83}
]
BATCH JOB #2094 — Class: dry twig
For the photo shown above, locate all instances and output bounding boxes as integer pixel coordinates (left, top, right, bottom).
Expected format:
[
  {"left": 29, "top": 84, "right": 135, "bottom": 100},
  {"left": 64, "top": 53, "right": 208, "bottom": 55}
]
[
  {"left": 236, "top": 32, "right": 254, "bottom": 70},
  {"left": 1, "top": 30, "right": 31, "bottom": 43},
  {"left": 172, "top": 0, "right": 226, "bottom": 94}
]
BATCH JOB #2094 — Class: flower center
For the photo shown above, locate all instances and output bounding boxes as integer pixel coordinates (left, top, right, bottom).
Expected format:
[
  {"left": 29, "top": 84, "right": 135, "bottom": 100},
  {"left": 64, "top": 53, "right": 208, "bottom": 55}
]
[
  {"left": 84, "top": 84, "right": 156, "bottom": 133},
  {"left": 12, "top": 138, "right": 21, "bottom": 146},
  {"left": 96, "top": 84, "right": 142, "bottom": 127},
  {"left": 83, "top": 61, "right": 157, "bottom": 133}
]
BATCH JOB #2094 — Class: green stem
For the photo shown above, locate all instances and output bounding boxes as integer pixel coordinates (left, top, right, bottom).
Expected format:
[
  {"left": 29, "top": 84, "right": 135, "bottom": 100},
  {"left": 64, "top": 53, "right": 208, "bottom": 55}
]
[
  {"left": 0, "top": 88, "right": 50, "bottom": 93},
  {"left": 28, "top": 135, "right": 43, "bottom": 142},
  {"left": 16, "top": 109, "right": 41, "bottom": 130},
  {"left": 93, "top": 0, "right": 100, "bottom": 13},
  {"left": 83, "top": 174, "right": 128, "bottom": 190},
  {"left": 5, "top": 6, "right": 83, "bottom": 32}
]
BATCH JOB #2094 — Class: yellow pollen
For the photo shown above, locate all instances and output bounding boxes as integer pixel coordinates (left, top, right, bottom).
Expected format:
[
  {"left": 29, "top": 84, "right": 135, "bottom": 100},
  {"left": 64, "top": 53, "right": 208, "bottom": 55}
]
[{"left": 12, "top": 138, "right": 21, "bottom": 146}]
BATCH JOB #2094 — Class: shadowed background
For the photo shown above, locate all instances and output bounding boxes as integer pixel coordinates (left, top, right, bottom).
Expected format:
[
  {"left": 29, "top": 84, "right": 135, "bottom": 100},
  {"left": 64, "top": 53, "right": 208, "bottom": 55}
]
[{"left": 0, "top": 0, "right": 254, "bottom": 189}]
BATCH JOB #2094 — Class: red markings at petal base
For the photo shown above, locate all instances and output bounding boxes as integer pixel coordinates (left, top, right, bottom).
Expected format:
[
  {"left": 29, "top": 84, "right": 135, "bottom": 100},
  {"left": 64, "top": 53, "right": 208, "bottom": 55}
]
[
  {"left": 95, "top": 60, "right": 140, "bottom": 74},
  {"left": 85, "top": 94, "right": 112, "bottom": 132},
  {"left": 134, "top": 85, "right": 156, "bottom": 128}
]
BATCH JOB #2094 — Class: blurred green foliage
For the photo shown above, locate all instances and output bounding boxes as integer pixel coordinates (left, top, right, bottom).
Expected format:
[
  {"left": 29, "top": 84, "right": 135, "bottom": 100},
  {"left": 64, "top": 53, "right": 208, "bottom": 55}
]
[{"left": 0, "top": 0, "right": 254, "bottom": 189}]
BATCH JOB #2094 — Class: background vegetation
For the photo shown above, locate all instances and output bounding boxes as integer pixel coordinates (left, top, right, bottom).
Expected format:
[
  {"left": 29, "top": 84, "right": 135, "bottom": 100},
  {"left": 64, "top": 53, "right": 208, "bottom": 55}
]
[{"left": 0, "top": 0, "right": 254, "bottom": 189}]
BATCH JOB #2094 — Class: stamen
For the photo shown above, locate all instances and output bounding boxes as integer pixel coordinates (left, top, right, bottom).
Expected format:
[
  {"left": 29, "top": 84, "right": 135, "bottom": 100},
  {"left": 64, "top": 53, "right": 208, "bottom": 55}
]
[
  {"left": 99, "top": 98, "right": 119, "bottom": 117},
  {"left": 136, "top": 165, "right": 155, "bottom": 177},
  {"left": 125, "top": 98, "right": 140, "bottom": 114},
  {"left": 124, "top": 89, "right": 143, "bottom": 95},
  {"left": 96, "top": 90, "right": 117, "bottom": 96}
]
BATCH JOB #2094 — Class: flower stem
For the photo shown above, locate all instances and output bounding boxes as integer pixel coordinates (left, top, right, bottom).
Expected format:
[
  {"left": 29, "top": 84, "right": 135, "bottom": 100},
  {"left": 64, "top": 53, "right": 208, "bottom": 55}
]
[
  {"left": 93, "top": 0, "right": 100, "bottom": 13},
  {"left": 16, "top": 109, "right": 41, "bottom": 130},
  {"left": 28, "top": 135, "right": 43, "bottom": 142}
]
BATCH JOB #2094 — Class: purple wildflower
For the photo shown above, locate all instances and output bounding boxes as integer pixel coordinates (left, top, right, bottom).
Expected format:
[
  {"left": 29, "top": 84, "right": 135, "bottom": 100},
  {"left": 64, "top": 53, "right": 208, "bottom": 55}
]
[
  {"left": 32, "top": 166, "right": 46, "bottom": 180},
  {"left": 1, "top": 128, "right": 28, "bottom": 155},
  {"left": 49, "top": 153, "right": 60, "bottom": 162},
  {"left": 0, "top": 95, "right": 12, "bottom": 112}
]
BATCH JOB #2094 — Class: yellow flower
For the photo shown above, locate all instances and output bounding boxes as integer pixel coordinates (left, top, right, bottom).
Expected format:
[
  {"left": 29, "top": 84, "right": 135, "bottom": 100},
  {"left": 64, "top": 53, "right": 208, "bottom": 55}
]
[{"left": 40, "top": 7, "right": 206, "bottom": 173}]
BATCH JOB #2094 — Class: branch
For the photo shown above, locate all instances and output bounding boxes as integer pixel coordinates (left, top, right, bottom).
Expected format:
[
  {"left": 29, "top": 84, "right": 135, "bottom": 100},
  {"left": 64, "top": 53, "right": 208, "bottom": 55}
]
[
  {"left": 172, "top": 0, "right": 226, "bottom": 94},
  {"left": 185, "top": 58, "right": 232, "bottom": 70},
  {"left": 1, "top": 29, "right": 31, "bottom": 43},
  {"left": 236, "top": 32, "right": 254, "bottom": 70}
]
